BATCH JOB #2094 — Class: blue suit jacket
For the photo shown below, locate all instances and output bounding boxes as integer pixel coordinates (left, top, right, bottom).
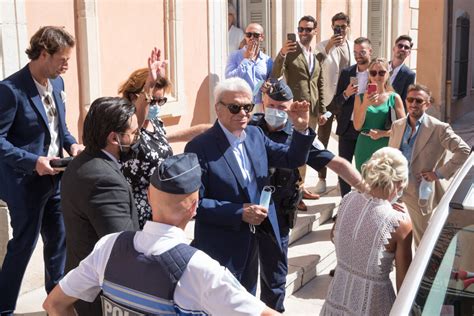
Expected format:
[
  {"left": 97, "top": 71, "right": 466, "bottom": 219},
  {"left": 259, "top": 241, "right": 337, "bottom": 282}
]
[
  {"left": 184, "top": 121, "right": 315, "bottom": 275},
  {"left": 330, "top": 64, "right": 360, "bottom": 140},
  {"left": 392, "top": 64, "right": 415, "bottom": 110},
  {"left": 0, "top": 65, "right": 76, "bottom": 202}
]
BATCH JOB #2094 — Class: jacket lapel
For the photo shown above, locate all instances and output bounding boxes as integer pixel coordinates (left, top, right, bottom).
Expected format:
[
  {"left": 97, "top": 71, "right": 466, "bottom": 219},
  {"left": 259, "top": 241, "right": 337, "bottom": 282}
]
[
  {"left": 243, "top": 131, "right": 264, "bottom": 189},
  {"left": 213, "top": 123, "right": 250, "bottom": 199},
  {"left": 295, "top": 45, "right": 311, "bottom": 78},
  {"left": 21, "top": 66, "right": 49, "bottom": 127}
]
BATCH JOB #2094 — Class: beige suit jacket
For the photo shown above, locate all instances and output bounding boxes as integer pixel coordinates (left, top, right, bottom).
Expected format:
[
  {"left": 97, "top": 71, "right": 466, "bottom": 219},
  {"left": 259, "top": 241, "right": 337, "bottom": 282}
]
[
  {"left": 388, "top": 114, "right": 470, "bottom": 212},
  {"left": 272, "top": 45, "right": 327, "bottom": 116}
]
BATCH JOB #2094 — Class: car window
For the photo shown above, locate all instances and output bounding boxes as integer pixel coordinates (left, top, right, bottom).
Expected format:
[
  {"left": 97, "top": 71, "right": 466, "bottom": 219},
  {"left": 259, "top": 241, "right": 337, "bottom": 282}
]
[{"left": 410, "top": 199, "right": 474, "bottom": 315}]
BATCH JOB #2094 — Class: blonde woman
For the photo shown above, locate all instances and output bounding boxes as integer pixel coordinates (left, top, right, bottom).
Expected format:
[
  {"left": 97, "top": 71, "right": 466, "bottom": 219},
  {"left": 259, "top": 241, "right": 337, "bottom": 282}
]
[
  {"left": 353, "top": 58, "right": 405, "bottom": 171},
  {"left": 322, "top": 147, "right": 412, "bottom": 315}
]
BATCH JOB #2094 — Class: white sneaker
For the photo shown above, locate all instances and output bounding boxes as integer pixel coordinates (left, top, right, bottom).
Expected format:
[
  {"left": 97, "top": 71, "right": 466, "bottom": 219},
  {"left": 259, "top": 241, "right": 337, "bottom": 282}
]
[{"left": 314, "top": 179, "right": 327, "bottom": 194}]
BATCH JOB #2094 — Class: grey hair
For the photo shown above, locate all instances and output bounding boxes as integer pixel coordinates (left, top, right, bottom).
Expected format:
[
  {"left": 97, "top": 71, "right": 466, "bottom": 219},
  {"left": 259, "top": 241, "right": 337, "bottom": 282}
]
[
  {"left": 214, "top": 77, "right": 252, "bottom": 103},
  {"left": 361, "top": 147, "right": 408, "bottom": 195}
]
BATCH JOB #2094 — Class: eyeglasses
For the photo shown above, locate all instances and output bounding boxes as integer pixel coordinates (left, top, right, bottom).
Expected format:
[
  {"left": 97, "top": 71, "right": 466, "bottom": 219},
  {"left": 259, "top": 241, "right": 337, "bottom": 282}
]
[
  {"left": 149, "top": 96, "right": 167, "bottom": 106},
  {"left": 219, "top": 102, "right": 255, "bottom": 114},
  {"left": 297, "top": 27, "right": 314, "bottom": 33},
  {"left": 406, "top": 97, "right": 426, "bottom": 105},
  {"left": 397, "top": 43, "right": 411, "bottom": 50},
  {"left": 245, "top": 32, "right": 261, "bottom": 39},
  {"left": 369, "top": 70, "right": 387, "bottom": 77},
  {"left": 333, "top": 24, "right": 348, "bottom": 30},
  {"left": 43, "top": 94, "right": 57, "bottom": 117},
  {"left": 353, "top": 50, "right": 368, "bottom": 57}
]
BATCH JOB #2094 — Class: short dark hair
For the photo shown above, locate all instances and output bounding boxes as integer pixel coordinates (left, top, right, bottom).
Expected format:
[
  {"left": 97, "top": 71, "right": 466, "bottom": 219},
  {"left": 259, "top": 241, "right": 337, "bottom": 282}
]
[
  {"left": 407, "top": 84, "right": 434, "bottom": 103},
  {"left": 82, "top": 97, "right": 136, "bottom": 152},
  {"left": 354, "top": 37, "right": 371, "bottom": 46},
  {"left": 332, "top": 12, "right": 350, "bottom": 25},
  {"left": 25, "top": 26, "right": 75, "bottom": 60},
  {"left": 298, "top": 15, "right": 317, "bottom": 28},
  {"left": 395, "top": 35, "right": 414, "bottom": 48}
]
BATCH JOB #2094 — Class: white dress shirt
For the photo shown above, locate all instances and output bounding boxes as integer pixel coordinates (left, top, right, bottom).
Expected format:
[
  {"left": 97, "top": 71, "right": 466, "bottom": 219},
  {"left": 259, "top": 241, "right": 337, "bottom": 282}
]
[
  {"left": 33, "top": 78, "right": 60, "bottom": 157},
  {"left": 298, "top": 42, "right": 314, "bottom": 75},
  {"left": 59, "top": 221, "right": 266, "bottom": 315}
]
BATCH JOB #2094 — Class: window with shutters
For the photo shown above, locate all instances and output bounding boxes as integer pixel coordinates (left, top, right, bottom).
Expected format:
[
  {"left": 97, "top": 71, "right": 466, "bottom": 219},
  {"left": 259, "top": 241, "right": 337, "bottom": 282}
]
[
  {"left": 367, "top": 0, "right": 384, "bottom": 58},
  {"left": 453, "top": 13, "right": 469, "bottom": 99}
]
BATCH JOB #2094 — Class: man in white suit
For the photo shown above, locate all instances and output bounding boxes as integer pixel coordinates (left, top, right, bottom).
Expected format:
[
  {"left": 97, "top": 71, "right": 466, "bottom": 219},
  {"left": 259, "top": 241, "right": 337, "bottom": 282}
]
[{"left": 389, "top": 84, "right": 470, "bottom": 246}]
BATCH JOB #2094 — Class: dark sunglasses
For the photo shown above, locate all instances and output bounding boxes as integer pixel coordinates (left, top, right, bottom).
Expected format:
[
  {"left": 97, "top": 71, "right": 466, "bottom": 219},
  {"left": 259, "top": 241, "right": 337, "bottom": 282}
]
[
  {"left": 297, "top": 27, "right": 314, "bottom": 33},
  {"left": 149, "top": 96, "right": 167, "bottom": 106},
  {"left": 245, "top": 32, "right": 261, "bottom": 39},
  {"left": 406, "top": 97, "right": 426, "bottom": 105},
  {"left": 219, "top": 102, "right": 255, "bottom": 114},
  {"left": 397, "top": 43, "right": 411, "bottom": 50},
  {"left": 369, "top": 70, "right": 387, "bottom": 77}
]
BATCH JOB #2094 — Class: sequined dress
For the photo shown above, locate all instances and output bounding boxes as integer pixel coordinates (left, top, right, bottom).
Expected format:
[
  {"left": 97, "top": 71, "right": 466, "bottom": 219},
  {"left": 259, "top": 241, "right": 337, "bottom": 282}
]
[
  {"left": 321, "top": 191, "right": 407, "bottom": 316},
  {"left": 121, "top": 118, "right": 173, "bottom": 229}
]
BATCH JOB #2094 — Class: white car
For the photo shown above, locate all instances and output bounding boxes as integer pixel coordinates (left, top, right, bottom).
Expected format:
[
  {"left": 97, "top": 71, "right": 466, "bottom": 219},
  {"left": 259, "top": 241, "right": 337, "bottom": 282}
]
[{"left": 391, "top": 152, "right": 474, "bottom": 315}]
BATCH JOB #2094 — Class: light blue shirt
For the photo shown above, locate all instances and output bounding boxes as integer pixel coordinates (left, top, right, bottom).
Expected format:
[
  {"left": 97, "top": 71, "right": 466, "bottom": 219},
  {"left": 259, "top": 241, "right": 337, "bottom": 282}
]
[
  {"left": 225, "top": 48, "right": 273, "bottom": 105},
  {"left": 218, "top": 121, "right": 258, "bottom": 202},
  {"left": 400, "top": 114, "right": 425, "bottom": 165}
]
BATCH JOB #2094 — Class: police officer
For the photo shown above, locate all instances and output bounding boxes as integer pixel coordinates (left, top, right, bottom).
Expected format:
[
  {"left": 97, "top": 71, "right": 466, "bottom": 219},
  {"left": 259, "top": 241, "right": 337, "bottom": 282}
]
[
  {"left": 43, "top": 153, "right": 281, "bottom": 316},
  {"left": 252, "top": 79, "right": 365, "bottom": 312}
]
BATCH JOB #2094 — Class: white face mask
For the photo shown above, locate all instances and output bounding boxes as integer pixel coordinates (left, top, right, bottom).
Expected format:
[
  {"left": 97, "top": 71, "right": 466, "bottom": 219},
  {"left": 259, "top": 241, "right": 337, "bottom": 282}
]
[{"left": 264, "top": 107, "right": 288, "bottom": 129}]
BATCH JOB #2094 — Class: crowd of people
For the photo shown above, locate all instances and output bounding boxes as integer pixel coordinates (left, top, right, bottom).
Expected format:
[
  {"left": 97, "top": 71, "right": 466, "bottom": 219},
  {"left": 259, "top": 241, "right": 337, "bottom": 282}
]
[{"left": 0, "top": 8, "right": 471, "bottom": 316}]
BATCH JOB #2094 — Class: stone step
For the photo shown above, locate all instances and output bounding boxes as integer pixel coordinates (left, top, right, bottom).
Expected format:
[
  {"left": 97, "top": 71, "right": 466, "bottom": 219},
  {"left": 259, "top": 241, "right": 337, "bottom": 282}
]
[{"left": 285, "top": 220, "right": 337, "bottom": 298}]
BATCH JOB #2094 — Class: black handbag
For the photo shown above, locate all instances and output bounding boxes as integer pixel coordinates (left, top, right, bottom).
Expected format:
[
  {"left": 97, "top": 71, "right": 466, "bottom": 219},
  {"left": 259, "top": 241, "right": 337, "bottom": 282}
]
[{"left": 384, "top": 105, "right": 397, "bottom": 130}]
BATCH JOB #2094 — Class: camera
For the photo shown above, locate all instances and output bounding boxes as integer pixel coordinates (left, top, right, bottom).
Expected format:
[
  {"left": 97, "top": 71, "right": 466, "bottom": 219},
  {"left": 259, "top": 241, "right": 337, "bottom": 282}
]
[{"left": 333, "top": 26, "right": 342, "bottom": 35}]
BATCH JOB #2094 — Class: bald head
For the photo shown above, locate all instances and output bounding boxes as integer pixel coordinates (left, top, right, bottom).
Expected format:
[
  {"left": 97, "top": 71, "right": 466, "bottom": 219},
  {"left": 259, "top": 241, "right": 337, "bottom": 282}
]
[
  {"left": 246, "top": 23, "right": 264, "bottom": 34},
  {"left": 148, "top": 185, "right": 198, "bottom": 229}
]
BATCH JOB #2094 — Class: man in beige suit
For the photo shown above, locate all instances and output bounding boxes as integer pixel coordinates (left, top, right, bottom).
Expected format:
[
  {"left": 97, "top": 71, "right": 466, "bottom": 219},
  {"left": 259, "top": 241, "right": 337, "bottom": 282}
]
[
  {"left": 272, "top": 15, "right": 327, "bottom": 208},
  {"left": 389, "top": 84, "right": 470, "bottom": 246}
]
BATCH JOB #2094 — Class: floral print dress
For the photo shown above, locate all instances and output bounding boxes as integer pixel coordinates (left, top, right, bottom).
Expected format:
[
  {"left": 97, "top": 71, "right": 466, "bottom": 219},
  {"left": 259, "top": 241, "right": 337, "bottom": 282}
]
[{"left": 121, "top": 118, "right": 173, "bottom": 228}]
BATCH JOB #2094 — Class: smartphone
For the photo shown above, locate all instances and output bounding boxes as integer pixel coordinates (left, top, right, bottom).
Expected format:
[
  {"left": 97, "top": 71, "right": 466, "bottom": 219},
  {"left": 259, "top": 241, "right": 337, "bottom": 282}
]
[
  {"left": 287, "top": 33, "right": 296, "bottom": 42},
  {"left": 350, "top": 76, "right": 358, "bottom": 87},
  {"left": 50, "top": 157, "right": 74, "bottom": 168},
  {"left": 333, "top": 26, "right": 342, "bottom": 36},
  {"left": 367, "top": 83, "right": 377, "bottom": 94}
]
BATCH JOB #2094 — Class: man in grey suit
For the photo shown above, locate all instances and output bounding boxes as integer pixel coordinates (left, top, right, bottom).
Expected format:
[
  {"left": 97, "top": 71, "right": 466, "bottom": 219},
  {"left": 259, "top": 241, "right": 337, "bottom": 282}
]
[
  {"left": 389, "top": 35, "right": 416, "bottom": 110},
  {"left": 389, "top": 84, "right": 470, "bottom": 246},
  {"left": 61, "top": 97, "right": 140, "bottom": 315}
]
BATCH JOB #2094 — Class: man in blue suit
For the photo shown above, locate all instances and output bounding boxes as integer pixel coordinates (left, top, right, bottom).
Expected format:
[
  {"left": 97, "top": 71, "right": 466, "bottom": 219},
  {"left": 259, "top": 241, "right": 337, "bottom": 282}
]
[
  {"left": 0, "top": 26, "right": 83, "bottom": 314},
  {"left": 184, "top": 77, "right": 315, "bottom": 295},
  {"left": 389, "top": 35, "right": 416, "bottom": 111}
]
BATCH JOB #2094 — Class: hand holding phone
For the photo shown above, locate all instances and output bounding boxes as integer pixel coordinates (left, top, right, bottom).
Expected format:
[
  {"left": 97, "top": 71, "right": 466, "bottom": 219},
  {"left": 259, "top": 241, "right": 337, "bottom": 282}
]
[
  {"left": 287, "top": 33, "right": 296, "bottom": 42},
  {"left": 367, "top": 83, "right": 377, "bottom": 94},
  {"left": 350, "top": 76, "right": 358, "bottom": 87}
]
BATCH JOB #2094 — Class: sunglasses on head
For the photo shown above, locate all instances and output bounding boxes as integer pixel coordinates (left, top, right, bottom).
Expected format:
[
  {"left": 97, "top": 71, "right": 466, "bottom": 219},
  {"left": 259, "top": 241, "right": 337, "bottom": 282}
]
[
  {"left": 397, "top": 43, "right": 411, "bottom": 50},
  {"left": 369, "top": 70, "right": 387, "bottom": 77},
  {"left": 297, "top": 27, "right": 314, "bottom": 33},
  {"left": 148, "top": 96, "right": 167, "bottom": 106},
  {"left": 219, "top": 102, "right": 255, "bottom": 114},
  {"left": 245, "top": 32, "right": 261, "bottom": 39},
  {"left": 406, "top": 97, "right": 426, "bottom": 105}
]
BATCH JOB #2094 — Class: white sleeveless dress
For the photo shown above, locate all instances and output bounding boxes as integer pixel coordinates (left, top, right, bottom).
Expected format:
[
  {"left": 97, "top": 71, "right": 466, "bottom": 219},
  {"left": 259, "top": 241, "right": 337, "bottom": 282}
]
[{"left": 321, "top": 191, "right": 408, "bottom": 316}]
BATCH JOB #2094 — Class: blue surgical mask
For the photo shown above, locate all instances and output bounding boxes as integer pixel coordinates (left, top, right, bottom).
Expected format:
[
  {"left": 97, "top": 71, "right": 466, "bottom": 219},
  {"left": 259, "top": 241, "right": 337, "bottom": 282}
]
[
  {"left": 264, "top": 107, "right": 288, "bottom": 129},
  {"left": 147, "top": 105, "right": 160, "bottom": 121}
]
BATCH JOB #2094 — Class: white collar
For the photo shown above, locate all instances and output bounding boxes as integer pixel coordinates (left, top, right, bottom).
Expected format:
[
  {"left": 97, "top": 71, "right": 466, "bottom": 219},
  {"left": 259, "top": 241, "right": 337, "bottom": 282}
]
[
  {"left": 218, "top": 120, "right": 247, "bottom": 147},
  {"left": 142, "top": 221, "right": 187, "bottom": 242}
]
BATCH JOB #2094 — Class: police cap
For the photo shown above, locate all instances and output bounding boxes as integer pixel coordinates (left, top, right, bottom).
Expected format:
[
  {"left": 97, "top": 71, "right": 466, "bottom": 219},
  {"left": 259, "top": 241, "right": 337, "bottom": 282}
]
[
  {"left": 150, "top": 153, "right": 202, "bottom": 194},
  {"left": 266, "top": 78, "right": 293, "bottom": 101}
]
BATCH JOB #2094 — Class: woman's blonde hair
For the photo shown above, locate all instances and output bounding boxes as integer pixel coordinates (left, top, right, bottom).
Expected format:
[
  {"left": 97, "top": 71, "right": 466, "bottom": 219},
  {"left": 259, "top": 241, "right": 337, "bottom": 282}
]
[
  {"left": 368, "top": 57, "right": 393, "bottom": 92},
  {"left": 118, "top": 68, "right": 171, "bottom": 101},
  {"left": 361, "top": 147, "right": 408, "bottom": 196}
]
